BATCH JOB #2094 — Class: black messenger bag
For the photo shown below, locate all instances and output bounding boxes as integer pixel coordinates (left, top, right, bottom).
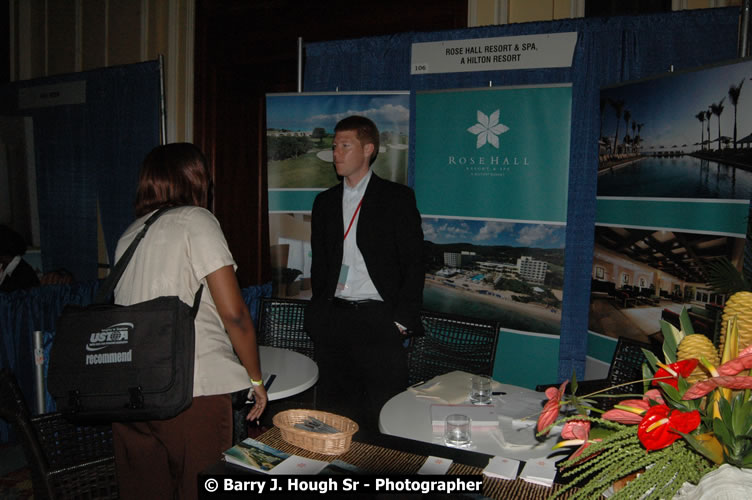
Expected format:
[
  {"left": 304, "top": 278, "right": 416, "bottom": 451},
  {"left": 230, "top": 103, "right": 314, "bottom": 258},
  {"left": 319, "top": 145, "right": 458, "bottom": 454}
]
[{"left": 48, "top": 207, "right": 201, "bottom": 421}]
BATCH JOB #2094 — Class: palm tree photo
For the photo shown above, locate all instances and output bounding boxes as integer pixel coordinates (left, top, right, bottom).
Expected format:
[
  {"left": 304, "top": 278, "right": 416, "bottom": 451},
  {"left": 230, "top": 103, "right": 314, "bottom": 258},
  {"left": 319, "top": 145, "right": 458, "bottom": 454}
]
[
  {"left": 610, "top": 98, "right": 625, "bottom": 154},
  {"left": 710, "top": 97, "right": 725, "bottom": 151},
  {"left": 695, "top": 111, "right": 705, "bottom": 150},
  {"left": 728, "top": 78, "right": 744, "bottom": 150}
]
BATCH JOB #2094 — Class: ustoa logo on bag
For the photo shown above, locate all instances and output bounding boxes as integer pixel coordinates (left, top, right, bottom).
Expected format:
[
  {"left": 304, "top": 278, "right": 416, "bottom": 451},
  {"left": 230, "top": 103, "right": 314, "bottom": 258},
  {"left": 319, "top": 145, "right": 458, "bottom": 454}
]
[{"left": 85, "top": 322, "right": 132, "bottom": 365}]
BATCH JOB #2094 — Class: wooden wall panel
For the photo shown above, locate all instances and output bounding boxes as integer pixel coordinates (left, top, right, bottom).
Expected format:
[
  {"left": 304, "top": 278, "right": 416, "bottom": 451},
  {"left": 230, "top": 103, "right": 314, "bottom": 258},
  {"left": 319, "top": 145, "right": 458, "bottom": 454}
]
[
  {"left": 81, "top": 0, "right": 107, "bottom": 71},
  {"left": 46, "top": 0, "right": 76, "bottom": 75},
  {"left": 194, "top": 0, "right": 468, "bottom": 287},
  {"left": 107, "top": 0, "right": 142, "bottom": 67}
]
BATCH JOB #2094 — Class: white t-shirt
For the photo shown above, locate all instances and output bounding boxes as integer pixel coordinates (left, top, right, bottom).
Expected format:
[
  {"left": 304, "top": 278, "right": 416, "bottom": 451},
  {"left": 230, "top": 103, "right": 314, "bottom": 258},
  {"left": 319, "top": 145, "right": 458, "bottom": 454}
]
[{"left": 114, "top": 206, "right": 251, "bottom": 397}]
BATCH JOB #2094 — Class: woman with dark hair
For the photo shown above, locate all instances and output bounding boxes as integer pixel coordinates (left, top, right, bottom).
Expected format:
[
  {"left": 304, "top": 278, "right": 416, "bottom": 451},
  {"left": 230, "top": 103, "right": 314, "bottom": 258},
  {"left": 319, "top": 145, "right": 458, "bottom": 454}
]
[
  {"left": 111, "top": 143, "right": 267, "bottom": 500},
  {"left": 0, "top": 225, "right": 40, "bottom": 292}
]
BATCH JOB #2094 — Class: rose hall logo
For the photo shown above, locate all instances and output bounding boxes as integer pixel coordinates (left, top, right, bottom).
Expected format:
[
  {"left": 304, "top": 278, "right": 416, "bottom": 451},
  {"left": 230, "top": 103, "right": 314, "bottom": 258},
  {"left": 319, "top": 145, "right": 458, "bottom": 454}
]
[{"left": 467, "top": 110, "right": 509, "bottom": 149}]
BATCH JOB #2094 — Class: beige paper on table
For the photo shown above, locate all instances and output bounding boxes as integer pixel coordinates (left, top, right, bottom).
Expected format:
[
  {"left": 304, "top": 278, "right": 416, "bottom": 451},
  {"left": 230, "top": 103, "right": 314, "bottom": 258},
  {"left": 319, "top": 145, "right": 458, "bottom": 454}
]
[{"left": 408, "top": 370, "right": 503, "bottom": 404}]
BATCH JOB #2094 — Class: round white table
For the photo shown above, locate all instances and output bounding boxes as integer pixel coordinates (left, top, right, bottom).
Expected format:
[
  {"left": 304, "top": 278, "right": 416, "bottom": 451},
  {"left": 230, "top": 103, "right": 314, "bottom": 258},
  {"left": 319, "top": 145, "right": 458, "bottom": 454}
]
[
  {"left": 259, "top": 345, "right": 318, "bottom": 401},
  {"left": 379, "top": 381, "right": 560, "bottom": 461}
]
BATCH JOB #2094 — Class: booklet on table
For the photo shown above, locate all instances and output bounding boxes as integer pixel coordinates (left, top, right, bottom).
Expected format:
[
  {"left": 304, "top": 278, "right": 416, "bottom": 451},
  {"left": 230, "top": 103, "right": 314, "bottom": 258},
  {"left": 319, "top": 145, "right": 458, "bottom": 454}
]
[{"left": 223, "top": 437, "right": 328, "bottom": 475}]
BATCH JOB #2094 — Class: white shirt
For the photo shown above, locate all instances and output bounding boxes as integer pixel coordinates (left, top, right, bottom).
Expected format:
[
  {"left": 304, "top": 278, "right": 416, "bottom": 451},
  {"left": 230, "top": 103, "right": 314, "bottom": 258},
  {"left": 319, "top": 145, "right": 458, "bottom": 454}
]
[
  {"left": 0, "top": 255, "right": 22, "bottom": 287},
  {"left": 114, "top": 206, "right": 251, "bottom": 397},
  {"left": 337, "top": 169, "right": 383, "bottom": 301}
]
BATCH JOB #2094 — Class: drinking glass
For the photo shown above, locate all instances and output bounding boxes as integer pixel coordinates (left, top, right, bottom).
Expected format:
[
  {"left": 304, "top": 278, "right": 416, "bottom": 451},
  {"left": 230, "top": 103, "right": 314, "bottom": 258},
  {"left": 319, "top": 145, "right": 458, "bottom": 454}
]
[
  {"left": 444, "top": 414, "right": 472, "bottom": 447},
  {"left": 470, "top": 374, "right": 492, "bottom": 405}
]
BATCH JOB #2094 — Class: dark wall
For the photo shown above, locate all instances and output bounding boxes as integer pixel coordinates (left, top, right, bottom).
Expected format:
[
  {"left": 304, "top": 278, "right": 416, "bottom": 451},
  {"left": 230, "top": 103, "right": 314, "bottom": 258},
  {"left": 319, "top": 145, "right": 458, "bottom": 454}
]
[
  {"left": 0, "top": 0, "right": 8, "bottom": 84},
  {"left": 194, "top": 0, "right": 467, "bottom": 287}
]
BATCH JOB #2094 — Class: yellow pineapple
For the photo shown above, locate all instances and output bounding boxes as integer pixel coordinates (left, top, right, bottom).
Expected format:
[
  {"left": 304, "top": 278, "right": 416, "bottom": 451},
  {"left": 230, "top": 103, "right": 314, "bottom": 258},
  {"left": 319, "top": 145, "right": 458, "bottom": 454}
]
[
  {"left": 719, "top": 291, "right": 752, "bottom": 354},
  {"left": 676, "top": 334, "right": 719, "bottom": 384}
]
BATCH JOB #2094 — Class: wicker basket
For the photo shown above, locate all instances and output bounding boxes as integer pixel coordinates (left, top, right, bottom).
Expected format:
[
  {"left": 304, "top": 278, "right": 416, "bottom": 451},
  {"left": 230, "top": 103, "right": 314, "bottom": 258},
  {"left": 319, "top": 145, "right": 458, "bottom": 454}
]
[{"left": 272, "top": 409, "right": 358, "bottom": 455}]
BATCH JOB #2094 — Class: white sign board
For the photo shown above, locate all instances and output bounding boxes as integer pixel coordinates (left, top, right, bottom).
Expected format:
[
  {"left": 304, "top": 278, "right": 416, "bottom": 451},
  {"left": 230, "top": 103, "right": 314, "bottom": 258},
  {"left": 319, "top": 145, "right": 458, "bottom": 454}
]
[
  {"left": 411, "top": 32, "right": 577, "bottom": 75},
  {"left": 18, "top": 81, "right": 87, "bottom": 109}
]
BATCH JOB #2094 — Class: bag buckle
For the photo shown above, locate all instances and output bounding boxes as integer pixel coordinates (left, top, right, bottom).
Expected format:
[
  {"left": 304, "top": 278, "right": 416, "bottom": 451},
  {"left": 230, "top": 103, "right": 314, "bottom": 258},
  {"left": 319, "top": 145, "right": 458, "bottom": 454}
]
[{"left": 128, "top": 386, "right": 144, "bottom": 409}]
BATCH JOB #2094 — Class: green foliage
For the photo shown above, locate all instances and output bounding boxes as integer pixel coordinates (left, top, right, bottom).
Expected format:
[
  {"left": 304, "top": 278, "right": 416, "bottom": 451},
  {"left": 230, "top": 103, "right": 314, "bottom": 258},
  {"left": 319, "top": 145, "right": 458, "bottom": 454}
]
[
  {"left": 552, "top": 425, "right": 714, "bottom": 500},
  {"left": 712, "top": 392, "right": 752, "bottom": 467},
  {"left": 494, "top": 277, "right": 532, "bottom": 294},
  {"left": 267, "top": 135, "right": 313, "bottom": 161},
  {"left": 311, "top": 127, "right": 326, "bottom": 141},
  {"left": 706, "top": 257, "right": 750, "bottom": 294},
  {"left": 641, "top": 348, "right": 660, "bottom": 393},
  {"left": 678, "top": 308, "right": 695, "bottom": 336},
  {"left": 660, "top": 319, "right": 682, "bottom": 363}
]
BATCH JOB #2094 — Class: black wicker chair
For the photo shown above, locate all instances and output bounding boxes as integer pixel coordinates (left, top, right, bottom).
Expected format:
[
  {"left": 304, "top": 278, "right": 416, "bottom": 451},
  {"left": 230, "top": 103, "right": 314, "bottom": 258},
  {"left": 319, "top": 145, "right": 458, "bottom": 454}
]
[
  {"left": 407, "top": 310, "right": 500, "bottom": 386},
  {"left": 535, "top": 336, "right": 658, "bottom": 410},
  {"left": 255, "top": 297, "right": 314, "bottom": 359},
  {"left": 0, "top": 370, "right": 118, "bottom": 499},
  {"left": 233, "top": 297, "right": 316, "bottom": 442}
]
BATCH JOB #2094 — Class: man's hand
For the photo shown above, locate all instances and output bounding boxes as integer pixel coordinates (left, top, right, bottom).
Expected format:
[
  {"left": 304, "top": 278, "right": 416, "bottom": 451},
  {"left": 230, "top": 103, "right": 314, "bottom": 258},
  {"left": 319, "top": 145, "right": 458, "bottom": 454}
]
[{"left": 395, "top": 322, "right": 408, "bottom": 335}]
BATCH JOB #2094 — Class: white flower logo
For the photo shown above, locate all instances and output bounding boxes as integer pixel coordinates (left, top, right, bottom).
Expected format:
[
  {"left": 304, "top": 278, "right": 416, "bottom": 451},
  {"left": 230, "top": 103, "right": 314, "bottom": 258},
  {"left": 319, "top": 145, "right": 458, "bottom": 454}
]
[{"left": 467, "top": 110, "right": 509, "bottom": 149}]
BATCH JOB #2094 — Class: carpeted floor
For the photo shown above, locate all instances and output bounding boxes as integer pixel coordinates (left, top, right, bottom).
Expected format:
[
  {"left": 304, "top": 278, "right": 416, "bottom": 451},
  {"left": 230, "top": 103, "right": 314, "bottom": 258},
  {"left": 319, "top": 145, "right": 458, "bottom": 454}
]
[
  {"left": 0, "top": 444, "right": 32, "bottom": 499},
  {"left": 0, "top": 424, "right": 272, "bottom": 499},
  {"left": 0, "top": 467, "right": 33, "bottom": 499},
  {"left": 0, "top": 426, "right": 272, "bottom": 500}
]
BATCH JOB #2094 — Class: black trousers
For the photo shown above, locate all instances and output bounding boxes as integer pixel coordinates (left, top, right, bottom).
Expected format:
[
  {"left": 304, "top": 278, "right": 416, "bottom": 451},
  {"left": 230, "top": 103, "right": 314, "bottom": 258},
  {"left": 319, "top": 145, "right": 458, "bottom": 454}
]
[{"left": 315, "top": 300, "right": 408, "bottom": 438}]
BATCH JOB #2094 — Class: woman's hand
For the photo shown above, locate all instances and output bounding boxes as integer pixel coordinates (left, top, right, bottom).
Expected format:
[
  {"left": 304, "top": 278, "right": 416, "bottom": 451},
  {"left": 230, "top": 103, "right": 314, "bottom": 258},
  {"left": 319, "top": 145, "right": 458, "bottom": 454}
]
[
  {"left": 246, "top": 384, "right": 268, "bottom": 421},
  {"left": 206, "top": 266, "right": 268, "bottom": 422}
]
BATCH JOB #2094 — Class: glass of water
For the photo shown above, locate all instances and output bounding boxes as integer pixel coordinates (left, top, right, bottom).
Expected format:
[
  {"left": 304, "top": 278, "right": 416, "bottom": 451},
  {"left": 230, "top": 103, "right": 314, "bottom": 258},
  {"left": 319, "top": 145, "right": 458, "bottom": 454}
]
[
  {"left": 470, "top": 374, "right": 492, "bottom": 405},
  {"left": 444, "top": 414, "right": 472, "bottom": 448}
]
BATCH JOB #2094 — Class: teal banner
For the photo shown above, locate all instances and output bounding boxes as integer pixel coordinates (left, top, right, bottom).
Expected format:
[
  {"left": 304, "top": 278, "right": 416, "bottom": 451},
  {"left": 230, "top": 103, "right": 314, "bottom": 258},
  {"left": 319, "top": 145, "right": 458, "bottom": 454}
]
[
  {"left": 415, "top": 85, "right": 572, "bottom": 336},
  {"left": 268, "top": 190, "right": 321, "bottom": 213},
  {"left": 415, "top": 84, "right": 571, "bottom": 222},
  {"left": 596, "top": 198, "right": 749, "bottom": 236}
]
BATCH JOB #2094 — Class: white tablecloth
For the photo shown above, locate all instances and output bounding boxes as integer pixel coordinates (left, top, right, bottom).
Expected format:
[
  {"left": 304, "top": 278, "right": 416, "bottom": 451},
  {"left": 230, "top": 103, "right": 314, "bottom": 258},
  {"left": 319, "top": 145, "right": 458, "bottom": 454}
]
[{"left": 380, "top": 371, "right": 560, "bottom": 461}]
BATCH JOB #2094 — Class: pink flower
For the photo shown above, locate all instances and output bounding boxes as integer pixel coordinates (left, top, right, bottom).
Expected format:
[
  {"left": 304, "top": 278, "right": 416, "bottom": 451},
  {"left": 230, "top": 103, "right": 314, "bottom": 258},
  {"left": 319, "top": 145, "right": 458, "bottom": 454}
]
[
  {"left": 603, "top": 399, "right": 650, "bottom": 424},
  {"left": 717, "top": 353, "right": 752, "bottom": 377},
  {"left": 683, "top": 375, "right": 752, "bottom": 400},
  {"left": 537, "top": 381, "right": 568, "bottom": 434},
  {"left": 554, "top": 420, "right": 601, "bottom": 462},
  {"left": 561, "top": 420, "right": 590, "bottom": 440},
  {"left": 643, "top": 389, "right": 665, "bottom": 405}
]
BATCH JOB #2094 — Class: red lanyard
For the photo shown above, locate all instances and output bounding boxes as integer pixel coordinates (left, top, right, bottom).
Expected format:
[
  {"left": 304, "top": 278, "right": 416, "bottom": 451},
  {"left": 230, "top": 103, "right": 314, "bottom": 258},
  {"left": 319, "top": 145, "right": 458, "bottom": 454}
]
[{"left": 343, "top": 198, "right": 364, "bottom": 241}]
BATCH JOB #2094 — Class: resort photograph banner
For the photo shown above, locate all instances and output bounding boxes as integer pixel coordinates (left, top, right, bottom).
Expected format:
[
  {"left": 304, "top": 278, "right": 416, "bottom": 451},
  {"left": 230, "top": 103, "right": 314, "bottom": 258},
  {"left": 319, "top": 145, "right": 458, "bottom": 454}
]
[
  {"left": 264, "top": 91, "right": 410, "bottom": 298},
  {"left": 414, "top": 84, "right": 572, "bottom": 336},
  {"left": 591, "top": 58, "right": 752, "bottom": 345}
]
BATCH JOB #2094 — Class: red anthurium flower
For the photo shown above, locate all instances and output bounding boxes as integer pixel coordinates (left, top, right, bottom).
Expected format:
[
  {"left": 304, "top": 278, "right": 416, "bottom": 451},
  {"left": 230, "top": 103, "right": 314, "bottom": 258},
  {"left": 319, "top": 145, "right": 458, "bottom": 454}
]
[
  {"left": 603, "top": 399, "right": 650, "bottom": 424},
  {"left": 651, "top": 359, "right": 699, "bottom": 390},
  {"left": 637, "top": 405, "right": 701, "bottom": 451},
  {"left": 683, "top": 375, "right": 752, "bottom": 400},
  {"left": 537, "top": 381, "right": 568, "bottom": 434}
]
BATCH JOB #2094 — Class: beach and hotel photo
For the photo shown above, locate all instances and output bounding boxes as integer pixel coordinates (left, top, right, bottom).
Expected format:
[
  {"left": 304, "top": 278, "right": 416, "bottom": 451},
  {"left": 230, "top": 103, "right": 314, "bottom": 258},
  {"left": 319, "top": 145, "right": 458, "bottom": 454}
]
[{"left": 422, "top": 217, "right": 565, "bottom": 336}]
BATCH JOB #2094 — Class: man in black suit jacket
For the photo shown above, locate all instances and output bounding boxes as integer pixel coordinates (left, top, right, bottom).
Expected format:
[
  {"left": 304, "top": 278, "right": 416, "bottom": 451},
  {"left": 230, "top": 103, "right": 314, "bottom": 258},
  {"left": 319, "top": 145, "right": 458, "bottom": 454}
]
[{"left": 305, "top": 116, "right": 424, "bottom": 436}]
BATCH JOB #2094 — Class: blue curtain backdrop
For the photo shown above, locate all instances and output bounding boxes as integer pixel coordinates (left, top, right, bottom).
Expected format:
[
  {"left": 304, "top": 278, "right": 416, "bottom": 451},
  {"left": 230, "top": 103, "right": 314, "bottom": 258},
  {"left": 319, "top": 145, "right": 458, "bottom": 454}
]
[
  {"left": 302, "top": 8, "right": 741, "bottom": 381},
  {"left": 0, "top": 61, "right": 161, "bottom": 281}
]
